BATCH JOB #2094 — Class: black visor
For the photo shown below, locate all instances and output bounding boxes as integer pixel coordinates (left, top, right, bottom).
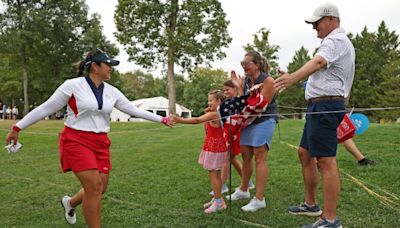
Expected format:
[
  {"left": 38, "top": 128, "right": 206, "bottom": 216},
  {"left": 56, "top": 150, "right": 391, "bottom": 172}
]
[{"left": 85, "top": 50, "right": 120, "bottom": 66}]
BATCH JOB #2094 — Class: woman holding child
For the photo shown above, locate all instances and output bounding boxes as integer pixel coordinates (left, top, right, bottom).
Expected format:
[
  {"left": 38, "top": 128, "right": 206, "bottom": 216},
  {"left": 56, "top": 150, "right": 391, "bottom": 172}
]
[{"left": 226, "top": 51, "right": 278, "bottom": 212}]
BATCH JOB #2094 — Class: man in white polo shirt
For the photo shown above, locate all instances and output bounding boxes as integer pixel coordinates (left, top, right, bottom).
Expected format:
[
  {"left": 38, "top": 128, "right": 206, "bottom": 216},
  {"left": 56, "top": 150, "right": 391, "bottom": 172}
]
[{"left": 274, "top": 2, "right": 355, "bottom": 228}]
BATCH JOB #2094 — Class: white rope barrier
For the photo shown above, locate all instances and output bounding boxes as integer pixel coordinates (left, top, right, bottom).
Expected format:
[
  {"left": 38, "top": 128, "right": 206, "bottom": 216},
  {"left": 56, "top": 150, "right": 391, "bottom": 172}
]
[{"left": 0, "top": 105, "right": 399, "bottom": 135}]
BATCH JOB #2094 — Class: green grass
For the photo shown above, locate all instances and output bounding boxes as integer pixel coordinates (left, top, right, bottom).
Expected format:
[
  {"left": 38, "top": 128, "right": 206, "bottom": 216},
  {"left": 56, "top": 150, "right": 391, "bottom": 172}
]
[{"left": 0, "top": 119, "right": 399, "bottom": 227}]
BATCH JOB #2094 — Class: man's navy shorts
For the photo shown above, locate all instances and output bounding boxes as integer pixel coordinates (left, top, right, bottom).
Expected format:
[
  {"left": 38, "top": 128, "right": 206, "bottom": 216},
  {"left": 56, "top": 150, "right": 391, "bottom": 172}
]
[{"left": 299, "top": 99, "right": 345, "bottom": 157}]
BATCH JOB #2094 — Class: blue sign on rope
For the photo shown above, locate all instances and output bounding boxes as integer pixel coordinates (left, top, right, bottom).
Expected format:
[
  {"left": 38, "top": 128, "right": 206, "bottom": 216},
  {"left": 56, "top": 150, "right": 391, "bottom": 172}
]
[{"left": 349, "top": 113, "right": 369, "bottom": 135}]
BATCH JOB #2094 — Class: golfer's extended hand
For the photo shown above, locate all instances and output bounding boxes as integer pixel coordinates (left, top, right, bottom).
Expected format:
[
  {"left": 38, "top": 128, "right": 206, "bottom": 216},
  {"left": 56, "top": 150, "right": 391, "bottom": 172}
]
[
  {"left": 6, "top": 129, "right": 19, "bottom": 145},
  {"left": 273, "top": 70, "right": 295, "bottom": 93},
  {"left": 162, "top": 116, "right": 174, "bottom": 127}
]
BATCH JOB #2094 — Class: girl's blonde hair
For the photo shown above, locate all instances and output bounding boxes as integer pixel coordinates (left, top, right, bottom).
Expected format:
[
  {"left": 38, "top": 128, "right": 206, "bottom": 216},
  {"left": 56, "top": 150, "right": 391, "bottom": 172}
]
[{"left": 208, "top": 90, "right": 224, "bottom": 101}]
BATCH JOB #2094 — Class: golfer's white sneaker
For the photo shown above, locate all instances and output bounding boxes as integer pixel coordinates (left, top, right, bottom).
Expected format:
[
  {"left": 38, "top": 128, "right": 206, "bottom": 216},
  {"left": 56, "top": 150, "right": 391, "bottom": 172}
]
[
  {"left": 61, "top": 195, "right": 76, "bottom": 224},
  {"left": 241, "top": 197, "right": 266, "bottom": 212},
  {"left": 226, "top": 188, "right": 250, "bottom": 201}
]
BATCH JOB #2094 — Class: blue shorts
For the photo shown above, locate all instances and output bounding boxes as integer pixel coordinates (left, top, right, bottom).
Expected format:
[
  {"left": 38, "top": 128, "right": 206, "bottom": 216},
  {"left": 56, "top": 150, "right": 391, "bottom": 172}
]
[
  {"left": 240, "top": 117, "right": 276, "bottom": 149},
  {"left": 299, "top": 100, "right": 345, "bottom": 157}
]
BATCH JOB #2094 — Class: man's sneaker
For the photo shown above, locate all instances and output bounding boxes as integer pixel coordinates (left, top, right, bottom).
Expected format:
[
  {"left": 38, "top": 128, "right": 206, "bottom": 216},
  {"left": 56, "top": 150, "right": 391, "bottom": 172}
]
[
  {"left": 303, "top": 217, "right": 343, "bottom": 228},
  {"left": 204, "top": 199, "right": 227, "bottom": 213},
  {"left": 288, "top": 202, "right": 322, "bottom": 216},
  {"left": 61, "top": 196, "right": 76, "bottom": 224},
  {"left": 358, "top": 158, "right": 376, "bottom": 166},
  {"left": 226, "top": 188, "right": 250, "bottom": 201},
  {"left": 241, "top": 197, "right": 266, "bottom": 212},
  {"left": 209, "top": 184, "right": 229, "bottom": 195}
]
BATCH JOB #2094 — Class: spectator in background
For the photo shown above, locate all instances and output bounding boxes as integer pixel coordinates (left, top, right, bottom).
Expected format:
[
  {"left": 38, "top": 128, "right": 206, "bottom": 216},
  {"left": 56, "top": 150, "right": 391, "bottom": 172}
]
[
  {"left": 5, "top": 105, "right": 11, "bottom": 120},
  {"left": 12, "top": 105, "right": 19, "bottom": 120},
  {"left": 0, "top": 102, "right": 3, "bottom": 119},
  {"left": 342, "top": 138, "right": 376, "bottom": 166}
]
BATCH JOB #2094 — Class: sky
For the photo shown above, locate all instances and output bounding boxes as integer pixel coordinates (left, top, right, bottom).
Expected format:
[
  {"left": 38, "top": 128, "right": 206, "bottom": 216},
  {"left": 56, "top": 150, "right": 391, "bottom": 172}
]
[
  {"left": 2, "top": 0, "right": 400, "bottom": 76},
  {"left": 85, "top": 0, "right": 400, "bottom": 76}
]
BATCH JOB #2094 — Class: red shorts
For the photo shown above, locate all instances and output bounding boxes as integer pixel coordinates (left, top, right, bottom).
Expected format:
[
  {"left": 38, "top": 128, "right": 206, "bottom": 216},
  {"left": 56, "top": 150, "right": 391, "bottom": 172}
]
[{"left": 59, "top": 126, "right": 112, "bottom": 174}]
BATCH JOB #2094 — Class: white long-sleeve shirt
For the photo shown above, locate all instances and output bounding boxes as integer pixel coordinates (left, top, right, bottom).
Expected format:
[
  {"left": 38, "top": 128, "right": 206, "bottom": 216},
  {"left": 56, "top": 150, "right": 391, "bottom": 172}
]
[{"left": 16, "top": 77, "right": 162, "bottom": 133}]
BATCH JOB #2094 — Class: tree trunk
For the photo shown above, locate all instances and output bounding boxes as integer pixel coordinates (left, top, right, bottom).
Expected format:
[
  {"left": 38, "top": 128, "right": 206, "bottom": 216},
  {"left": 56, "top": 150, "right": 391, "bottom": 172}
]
[
  {"left": 167, "top": 56, "right": 176, "bottom": 115},
  {"left": 21, "top": 46, "right": 29, "bottom": 116},
  {"left": 22, "top": 51, "right": 29, "bottom": 116},
  {"left": 166, "top": 0, "right": 178, "bottom": 115},
  {"left": 16, "top": 0, "right": 30, "bottom": 116}
]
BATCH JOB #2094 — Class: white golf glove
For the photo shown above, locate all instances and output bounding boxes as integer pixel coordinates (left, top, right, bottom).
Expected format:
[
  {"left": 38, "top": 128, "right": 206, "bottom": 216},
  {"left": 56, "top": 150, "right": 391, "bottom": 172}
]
[{"left": 5, "top": 141, "right": 23, "bottom": 154}]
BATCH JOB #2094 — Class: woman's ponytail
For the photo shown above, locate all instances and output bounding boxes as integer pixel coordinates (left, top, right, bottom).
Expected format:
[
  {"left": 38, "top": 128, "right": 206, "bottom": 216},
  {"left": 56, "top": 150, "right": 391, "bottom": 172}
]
[
  {"left": 76, "top": 60, "right": 86, "bottom": 77},
  {"left": 76, "top": 50, "right": 97, "bottom": 77},
  {"left": 245, "top": 51, "right": 272, "bottom": 74},
  {"left": 261, "top": 56, "right": 271, "bottom": 74}
]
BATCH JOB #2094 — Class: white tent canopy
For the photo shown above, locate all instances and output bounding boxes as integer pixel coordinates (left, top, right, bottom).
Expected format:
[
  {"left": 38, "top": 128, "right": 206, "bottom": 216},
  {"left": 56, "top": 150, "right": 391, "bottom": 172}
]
[{"left": 110, "top": 96, "right": 192, "bottom": 122}]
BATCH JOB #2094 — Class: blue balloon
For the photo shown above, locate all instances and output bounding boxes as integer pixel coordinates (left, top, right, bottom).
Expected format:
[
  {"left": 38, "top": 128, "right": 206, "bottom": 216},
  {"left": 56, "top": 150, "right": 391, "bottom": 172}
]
[{"left": 349, "top": 113, "right": 369, "bottom": 135}]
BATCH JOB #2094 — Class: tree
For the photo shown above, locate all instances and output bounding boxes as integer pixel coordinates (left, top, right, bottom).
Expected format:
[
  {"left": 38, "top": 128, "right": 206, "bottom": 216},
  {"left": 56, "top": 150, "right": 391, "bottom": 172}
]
[
  {"left": 118, "top": 71, "right": 185, "bottom": 103},
  {"left": 80, "top": 13, "right": 119, "bottom": 56},
  {"left": 151, "top": 77, "right": 168, "bottom": 99},
  {"left": 0, "top": 0, "right": 40, "bottom": 115},
  {"left": 0, "top": 53, "right": 21, "bottom": 105},
  {"left": 28, "top": 10, "right": 119, "bottom": 103},
  {"left": 377, "top": 59, "right": 400, "bottom": 121},
  {"left": 172, "top": 74, "right": 186, "bottom": 104},
  {"left": 243, "top": 27, "right": 280, "bottom": 76},
  {"left": 182, "top": 67, "right": 227, "bottom": 116},
  {"left": 0, "top": 1, "right": 119, "bottom": 115},
  {"left": 118, "top": 70, "right": 158, "bottom": 100},
  {"left": 152, "top": 74, "right": 186, "bottom": 103},
  {"left": 0, "top": 0, "right": 89, "bottom": 115},
  {"left": 277, "top": 46, "right": 310, "bottom": 118},
  {"left": 114, "top": 0, "right": 232, "bottom": 114},
  {"left": 350, "top": 21, "right": 400, "bottom": 121}
]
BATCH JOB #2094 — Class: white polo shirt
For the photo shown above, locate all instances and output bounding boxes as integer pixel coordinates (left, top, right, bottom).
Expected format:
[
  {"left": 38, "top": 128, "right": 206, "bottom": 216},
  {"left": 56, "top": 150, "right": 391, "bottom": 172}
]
[
  {"left": 305, "top": 27, "right": 355, "bottom": 100},
  {"left": 16, "top": 77, "right": 162, "bottom": 133}
]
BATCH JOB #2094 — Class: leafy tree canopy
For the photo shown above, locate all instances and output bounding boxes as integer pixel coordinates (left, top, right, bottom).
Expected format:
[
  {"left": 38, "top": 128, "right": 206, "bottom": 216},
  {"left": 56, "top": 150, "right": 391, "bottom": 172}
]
[{"left": 182, "top": 67, "right": 227, "bottom": 116}]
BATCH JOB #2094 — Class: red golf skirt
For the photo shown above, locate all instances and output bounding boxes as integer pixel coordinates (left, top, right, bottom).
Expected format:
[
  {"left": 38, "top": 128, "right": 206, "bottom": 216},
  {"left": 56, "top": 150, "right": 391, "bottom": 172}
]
[{"left": 59, "top": 126, "right": 112, "bottom": 174}]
